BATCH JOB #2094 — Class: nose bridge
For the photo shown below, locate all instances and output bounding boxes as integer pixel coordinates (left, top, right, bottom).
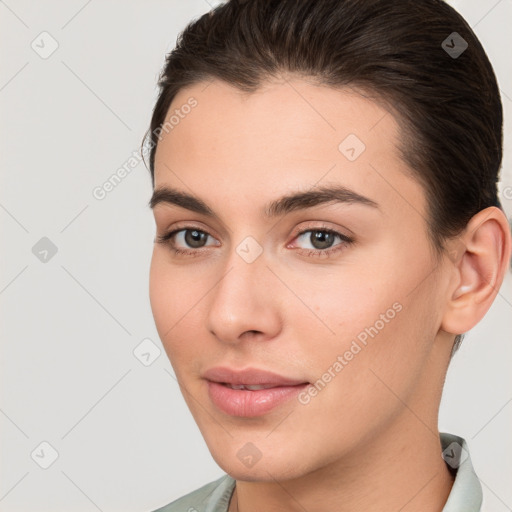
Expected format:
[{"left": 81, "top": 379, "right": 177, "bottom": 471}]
[
  {"left": 217, "top": 231, "right": 269, "bottom": 299},
  {"left": 206, "top": 235, "right": 281, "bottom": 342}
]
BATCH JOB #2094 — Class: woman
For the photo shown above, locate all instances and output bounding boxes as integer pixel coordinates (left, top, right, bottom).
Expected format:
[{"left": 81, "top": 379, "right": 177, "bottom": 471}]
[{"left": 143, "top": 0, "right": 511, "bottom": 510}]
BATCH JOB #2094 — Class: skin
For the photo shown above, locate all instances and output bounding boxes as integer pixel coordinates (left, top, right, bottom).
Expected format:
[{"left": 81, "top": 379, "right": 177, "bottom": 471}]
[{"left": 148, "top": 75, "right": 511, "bottom": 512}]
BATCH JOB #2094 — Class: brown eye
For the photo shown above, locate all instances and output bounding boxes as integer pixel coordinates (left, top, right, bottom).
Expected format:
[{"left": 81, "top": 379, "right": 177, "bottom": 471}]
[
  {"left": 294, "top": 229, "right": 352, "bottom": 250},
  {"left": 155, "top": 226, "right": 219, "bottom": 254},
  {"left": 182, "top": 229, "right": 209, "bottom": 248},
  {"left": 289, "top": 227, "right": 355, "bottom": 259}
]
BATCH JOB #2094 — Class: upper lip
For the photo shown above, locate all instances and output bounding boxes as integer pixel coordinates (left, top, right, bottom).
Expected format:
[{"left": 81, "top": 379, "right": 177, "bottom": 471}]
[{"left": 203, "top": 367, "right": 308, "bottom": 387}]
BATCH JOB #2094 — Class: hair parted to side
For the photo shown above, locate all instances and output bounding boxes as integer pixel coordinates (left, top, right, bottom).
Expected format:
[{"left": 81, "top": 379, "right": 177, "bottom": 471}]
[{"left": 142, "top": 0, "right": 504, "bottom": 353}]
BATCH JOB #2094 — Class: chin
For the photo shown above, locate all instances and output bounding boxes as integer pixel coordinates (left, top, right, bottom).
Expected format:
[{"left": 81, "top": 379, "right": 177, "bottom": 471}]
[{"left": 210, "top": 447, "right": 313, "bottom": 482}]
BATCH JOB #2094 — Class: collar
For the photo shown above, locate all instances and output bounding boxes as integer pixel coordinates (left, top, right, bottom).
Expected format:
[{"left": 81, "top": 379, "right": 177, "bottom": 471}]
[{"left": 440, "top": 432, "right": 483, "bottom": 511}]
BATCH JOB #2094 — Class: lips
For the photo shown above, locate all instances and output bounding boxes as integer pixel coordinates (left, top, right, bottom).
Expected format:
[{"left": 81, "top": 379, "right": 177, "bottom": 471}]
[
  {"left": 203, "top": 367, "right": 309, "bottom": 417},
  {"left": 203, "top": 366, "right": 308, "bottom": 387}
]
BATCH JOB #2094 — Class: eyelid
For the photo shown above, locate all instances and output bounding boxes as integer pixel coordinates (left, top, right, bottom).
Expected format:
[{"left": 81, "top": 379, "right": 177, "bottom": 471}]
[
  {"left": 287, "top": 221, "right": 353, "bottom": 244},
  {"left": 156, "top": 220, "right": 219, "bottom": 240}
]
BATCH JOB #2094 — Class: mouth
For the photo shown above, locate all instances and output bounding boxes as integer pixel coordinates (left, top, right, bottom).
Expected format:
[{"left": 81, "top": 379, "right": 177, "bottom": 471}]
[
  {"left": 203, "top": 367, "right": 310, "bottom": 417},
  {"left": 220, "top": 383, "right": 283, "bottom": 391}
]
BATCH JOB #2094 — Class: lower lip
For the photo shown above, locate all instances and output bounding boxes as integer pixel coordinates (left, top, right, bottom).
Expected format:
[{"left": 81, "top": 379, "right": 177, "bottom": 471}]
[{"left": 207, "top": 381, "right": 308, "bottom": 417}]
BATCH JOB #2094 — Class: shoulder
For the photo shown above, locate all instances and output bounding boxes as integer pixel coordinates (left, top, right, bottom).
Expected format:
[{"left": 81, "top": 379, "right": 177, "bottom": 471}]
[{"left": 150, "top": 474, "right": 236, "bottom": 512}]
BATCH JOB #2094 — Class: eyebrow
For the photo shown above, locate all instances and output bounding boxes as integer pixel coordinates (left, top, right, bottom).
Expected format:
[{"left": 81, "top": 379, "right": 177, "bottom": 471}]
[{"left": 148, "top": 184, "right": 379, "bottom": 218}]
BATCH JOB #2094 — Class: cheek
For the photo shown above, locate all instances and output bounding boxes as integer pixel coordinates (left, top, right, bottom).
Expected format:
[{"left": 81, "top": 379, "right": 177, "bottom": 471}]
[
  {"left": 282, "top": 261, "right": 398, "bottom": 353},
  {"left": 149, "top": 255, "right": 175, "bottom": 337},
  {"left": 290, "top": 254, "right": 434, "bottom": 400},
  {"left": 149, "top": 253, "right": 205, "bottom": 364},
  {"left": 292, "top": 297, "right": 428, "bottom": 450},
  {"left": 301, "top": 289, "right": 408, "bottom": 390}
]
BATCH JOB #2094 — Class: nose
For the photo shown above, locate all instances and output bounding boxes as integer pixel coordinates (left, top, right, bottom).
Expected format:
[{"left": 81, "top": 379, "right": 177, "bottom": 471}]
[{"left": 206, "top": 244, "right": 282, "bottom": 345}]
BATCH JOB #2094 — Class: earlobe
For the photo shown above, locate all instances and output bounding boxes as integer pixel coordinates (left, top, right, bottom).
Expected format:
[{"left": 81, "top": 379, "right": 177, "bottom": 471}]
[{"left": 441, "top": 206, "right": 511, "bottom": 335}]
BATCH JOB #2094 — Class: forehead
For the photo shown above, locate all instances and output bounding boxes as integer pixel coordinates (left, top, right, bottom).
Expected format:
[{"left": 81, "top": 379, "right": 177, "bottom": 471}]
[
  {"left": 153, "top": 77, "right": 425, "bottom": 221},
  {"left": 156, "top": 77, "right": 394, "bottom": 164}
]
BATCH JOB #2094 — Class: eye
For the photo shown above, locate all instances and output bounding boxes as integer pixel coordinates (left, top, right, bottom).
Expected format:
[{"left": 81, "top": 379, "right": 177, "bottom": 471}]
[
  {"left": 155, "top": 226, "right": 219, "bottom": 256},
  {"left": 289, "top": 226, "right": 354, "bottom": 258}
]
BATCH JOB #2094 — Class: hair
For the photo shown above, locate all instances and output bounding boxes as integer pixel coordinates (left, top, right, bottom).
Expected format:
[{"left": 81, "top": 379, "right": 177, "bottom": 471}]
[{"left": 142, "top": 0, "right": 504, "bottom": 354}]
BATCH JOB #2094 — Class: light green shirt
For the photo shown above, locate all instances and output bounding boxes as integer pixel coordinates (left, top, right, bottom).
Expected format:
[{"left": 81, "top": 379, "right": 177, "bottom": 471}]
[{"left": 152, "top": 432, "right": 483, "bottom": 512}]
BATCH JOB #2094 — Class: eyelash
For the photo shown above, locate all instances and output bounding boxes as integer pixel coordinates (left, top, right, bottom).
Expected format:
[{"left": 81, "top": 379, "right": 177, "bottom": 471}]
[{"left": 155, "top": 224, "right": 354, "bottom": 259}]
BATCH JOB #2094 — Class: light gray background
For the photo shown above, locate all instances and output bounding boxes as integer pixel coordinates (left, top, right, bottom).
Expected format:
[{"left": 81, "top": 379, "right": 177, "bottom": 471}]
[{"left": 1, "top": 0, "right": 511, "bottom": 511}]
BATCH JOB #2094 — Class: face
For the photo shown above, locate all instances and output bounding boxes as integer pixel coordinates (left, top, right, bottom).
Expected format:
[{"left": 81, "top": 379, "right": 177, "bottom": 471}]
[{"left": 149, "top": 76, "right": 452, "bottom": 481}]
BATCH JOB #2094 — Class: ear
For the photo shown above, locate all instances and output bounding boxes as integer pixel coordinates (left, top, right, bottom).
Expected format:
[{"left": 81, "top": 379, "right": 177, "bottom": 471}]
[{"left": 441, "top": 206, "right": 512, "bottom": 335}]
